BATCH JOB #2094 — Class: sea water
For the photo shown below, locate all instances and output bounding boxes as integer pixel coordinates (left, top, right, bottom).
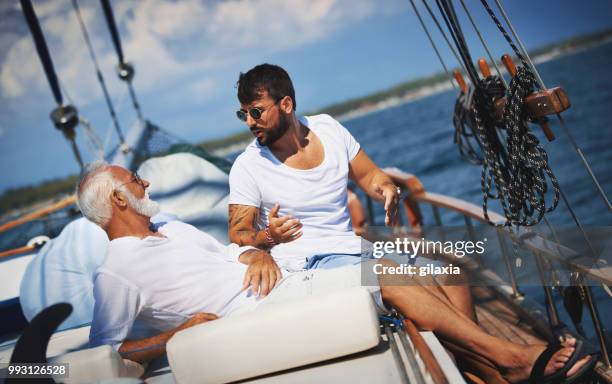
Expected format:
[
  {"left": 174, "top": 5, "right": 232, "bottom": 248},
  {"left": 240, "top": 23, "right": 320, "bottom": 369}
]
[{"left": 343, "top": 41, "right": 612, "bottom": 345}]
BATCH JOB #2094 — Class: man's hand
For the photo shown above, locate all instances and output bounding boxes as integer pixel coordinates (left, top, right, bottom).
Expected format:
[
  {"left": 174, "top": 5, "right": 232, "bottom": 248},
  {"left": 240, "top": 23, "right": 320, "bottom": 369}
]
[
  {"left": 179, "top": 313, "right": 218, "bottom": 330},
  {"left": 374, "top": 183, "right": 400, "bottom": 226},
  {"left": 267, "top": 203, "right": 302, "bottom": 244},
  {"left": 240, "top": 249, "right": 283, "bottom": 297}
]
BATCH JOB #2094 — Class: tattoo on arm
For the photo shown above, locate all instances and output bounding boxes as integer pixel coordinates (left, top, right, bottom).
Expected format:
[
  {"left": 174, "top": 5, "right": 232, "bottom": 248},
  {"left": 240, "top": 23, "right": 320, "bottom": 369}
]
[{"left": 228, "top": 205, "right": 268, "bottom": 248}]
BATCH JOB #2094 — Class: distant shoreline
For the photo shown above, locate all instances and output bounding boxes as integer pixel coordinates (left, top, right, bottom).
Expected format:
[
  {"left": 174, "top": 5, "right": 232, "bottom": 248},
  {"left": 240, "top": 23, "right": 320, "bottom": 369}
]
[
  {"left": 209, "top": 31, "right": 612, "bottom": 157},
  {"left": 203, "top": 28, "right": 612, "bottom": 155}
]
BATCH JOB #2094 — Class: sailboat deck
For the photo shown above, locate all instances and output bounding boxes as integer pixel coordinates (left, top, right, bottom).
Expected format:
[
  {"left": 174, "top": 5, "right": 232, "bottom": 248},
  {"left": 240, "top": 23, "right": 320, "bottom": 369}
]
[{"left": 472, "top": 286, "right": 545, "bottom": 346}]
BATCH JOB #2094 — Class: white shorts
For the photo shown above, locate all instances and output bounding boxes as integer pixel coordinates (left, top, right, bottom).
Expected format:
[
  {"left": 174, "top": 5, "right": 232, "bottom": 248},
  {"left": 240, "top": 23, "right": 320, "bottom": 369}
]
[{"left": 259, "top": 261, "right": 388, "bottom": 314}]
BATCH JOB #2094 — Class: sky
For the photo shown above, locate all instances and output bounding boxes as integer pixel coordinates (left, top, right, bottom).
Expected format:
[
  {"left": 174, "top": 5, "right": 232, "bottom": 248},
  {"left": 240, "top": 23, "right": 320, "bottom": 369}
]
[{"left": 1, "top": 0, "right": 612, "bottom": 193}]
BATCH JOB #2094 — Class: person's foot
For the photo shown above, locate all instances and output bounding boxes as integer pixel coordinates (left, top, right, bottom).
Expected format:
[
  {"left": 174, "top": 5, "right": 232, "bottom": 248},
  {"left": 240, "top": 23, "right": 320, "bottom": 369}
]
[{"left": 502, "top": 338, "right": 592, "bottom": 383}]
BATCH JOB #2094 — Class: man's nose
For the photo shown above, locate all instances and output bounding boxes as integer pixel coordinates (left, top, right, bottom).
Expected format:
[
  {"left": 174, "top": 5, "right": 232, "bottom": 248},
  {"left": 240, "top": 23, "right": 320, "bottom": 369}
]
[
  {"left": 142, "top": 179, "right": 150, "bottom": 188},
  {"left": 246, "top": 112, "right": 257, "bottom": 127}
]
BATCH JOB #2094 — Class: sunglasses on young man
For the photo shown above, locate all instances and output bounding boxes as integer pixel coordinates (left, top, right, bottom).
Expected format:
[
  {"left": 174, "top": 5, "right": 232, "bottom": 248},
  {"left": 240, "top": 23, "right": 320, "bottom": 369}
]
[{"left": 236, "top": 98, "right": 283, "bottom": 122}]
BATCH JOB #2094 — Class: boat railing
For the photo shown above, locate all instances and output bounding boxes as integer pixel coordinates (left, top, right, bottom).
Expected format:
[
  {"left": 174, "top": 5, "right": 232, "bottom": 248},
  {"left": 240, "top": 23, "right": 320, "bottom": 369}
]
[
  {"left": 369, "top": 167, "right": 611, "bottom": 371},
  {"left": 0, "top": 195, "right": 76, "bottom": 259}
]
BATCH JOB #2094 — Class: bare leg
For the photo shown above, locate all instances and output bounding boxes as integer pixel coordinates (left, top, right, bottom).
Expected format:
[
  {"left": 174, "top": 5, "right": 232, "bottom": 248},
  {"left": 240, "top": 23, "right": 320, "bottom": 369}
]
[
  {"left": 438, "top": 284, "right": 477, "bottom": 322},
  {"left": 377, "top": 265, "right": 590, "bottom": 383},
  {"left": 406, "top": 263, "right": 477, "bottom": 322}
]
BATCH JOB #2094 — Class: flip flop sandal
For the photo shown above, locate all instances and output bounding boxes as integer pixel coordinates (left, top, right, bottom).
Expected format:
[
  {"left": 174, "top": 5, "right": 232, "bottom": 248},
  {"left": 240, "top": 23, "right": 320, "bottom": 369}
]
[{"left": 528, "top": 339, "right": 597, "bottom": 384}]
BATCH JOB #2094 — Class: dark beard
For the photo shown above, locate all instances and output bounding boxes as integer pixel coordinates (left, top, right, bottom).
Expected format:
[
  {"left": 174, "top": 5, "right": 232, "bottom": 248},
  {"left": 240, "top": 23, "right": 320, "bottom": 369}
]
[{"left": 259, "top": 113, "right": 289, "bottom": 146}]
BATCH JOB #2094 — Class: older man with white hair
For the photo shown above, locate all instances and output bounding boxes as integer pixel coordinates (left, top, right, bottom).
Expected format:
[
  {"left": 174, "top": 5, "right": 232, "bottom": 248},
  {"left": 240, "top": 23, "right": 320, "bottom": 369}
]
[
  {"left": 78, "top": 161, "right": 593, "bottom": 384},
  {"left": 79, "top": 161, "right": 280, "bottom": 363}
]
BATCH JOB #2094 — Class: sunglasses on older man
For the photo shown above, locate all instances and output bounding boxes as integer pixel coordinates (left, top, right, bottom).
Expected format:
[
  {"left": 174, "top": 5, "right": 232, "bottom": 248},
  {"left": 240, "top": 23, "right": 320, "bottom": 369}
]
[
  {"left": 235, "top": 98, "right": 283, "bottom": 122},
  {"left": 118, "top": 171, "right": 144, "bottom": 189}
]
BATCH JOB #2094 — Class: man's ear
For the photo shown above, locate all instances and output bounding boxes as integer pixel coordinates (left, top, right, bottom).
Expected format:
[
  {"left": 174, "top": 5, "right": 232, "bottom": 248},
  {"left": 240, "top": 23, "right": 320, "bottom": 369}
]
[
  {"left": 111, "top": 189, "right": 128, "bottom": 209},
  {"left": 279, "top": 96, "right": 293, "bottom": 114}
]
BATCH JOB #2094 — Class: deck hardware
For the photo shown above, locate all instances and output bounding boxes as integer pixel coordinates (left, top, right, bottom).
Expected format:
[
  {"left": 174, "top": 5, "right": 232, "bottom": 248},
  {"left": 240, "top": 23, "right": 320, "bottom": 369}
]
[
  {"left": 498, "top": 54, "right": 557, "bottom": 141},
  {"left": 431, "top": 206, "right": 447, "bottom": 243},
  {"left": 453, "top": 70, "right": 468, "bottom": 94},
  {"left": 463, "top": 216, "right": 483, "bottom": 265},
  {"left": 382, "top": 320, "right": 411, "bottom": 384},
  {"left": 533, "top": 252, "right": 561, "bottom": 329},
  {"left": 496, "top": 229, "right": 523, "bottom": 298},
  {"left": 578, "top": 275, "right": 612, "bottom": 368},
  {"left": 386, "top": 311, "right": 428, "bottom": 384},
  {"left": 478, "top": 58, "right": 491, "bottom": 78}
]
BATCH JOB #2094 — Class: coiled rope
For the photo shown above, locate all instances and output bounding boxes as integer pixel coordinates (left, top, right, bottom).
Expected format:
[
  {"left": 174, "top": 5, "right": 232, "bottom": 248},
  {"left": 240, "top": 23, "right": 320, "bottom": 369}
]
[{"left": 439, "top": 0, "right": 560, "bottom": 226}]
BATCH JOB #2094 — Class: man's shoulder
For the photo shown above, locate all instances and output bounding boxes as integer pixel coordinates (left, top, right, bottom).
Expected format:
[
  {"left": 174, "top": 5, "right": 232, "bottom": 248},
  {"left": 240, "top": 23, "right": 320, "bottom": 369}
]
[
  {"left": 230, "top": 145, "right": 266, "bottom": 176},
  {"left": 303, "top": 113, "right": 340, "bottom": 127},
  {"left": 234, "top": 141, "right": 263, "bottom": 163},
  {"left": 158, "top": 220, "right": 197, "bottom": 235},
  {"left": 94, "top": 266, "right": 140, "bottom": 292}
]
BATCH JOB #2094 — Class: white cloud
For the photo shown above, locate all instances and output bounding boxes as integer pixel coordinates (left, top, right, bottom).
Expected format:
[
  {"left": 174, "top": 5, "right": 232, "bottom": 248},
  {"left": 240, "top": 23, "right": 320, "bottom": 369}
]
[{"left": 0, "top": 0, "right": 400, "bottom": 105}]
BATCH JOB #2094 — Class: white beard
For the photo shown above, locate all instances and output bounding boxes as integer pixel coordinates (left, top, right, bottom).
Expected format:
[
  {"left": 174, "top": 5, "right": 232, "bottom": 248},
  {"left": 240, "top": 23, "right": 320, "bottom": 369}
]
[{"left": 124, "top": 189, "right": 160, "bottom": 218}]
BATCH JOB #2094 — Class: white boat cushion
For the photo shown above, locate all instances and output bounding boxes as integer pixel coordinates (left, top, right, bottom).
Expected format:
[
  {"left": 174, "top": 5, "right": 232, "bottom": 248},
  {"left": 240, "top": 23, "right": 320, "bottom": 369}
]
[
  {"left": 167, "top": 287, "right": 380, "bottom": 384},
  {"left": 49, "top": 345, "right": 144, "bottom": 384}
]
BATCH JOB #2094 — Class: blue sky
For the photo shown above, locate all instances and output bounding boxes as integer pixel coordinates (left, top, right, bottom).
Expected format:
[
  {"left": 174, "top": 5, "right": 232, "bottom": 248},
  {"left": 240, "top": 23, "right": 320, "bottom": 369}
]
[{"left": 1, "top": 0, "right": 611, "bottom": 193}]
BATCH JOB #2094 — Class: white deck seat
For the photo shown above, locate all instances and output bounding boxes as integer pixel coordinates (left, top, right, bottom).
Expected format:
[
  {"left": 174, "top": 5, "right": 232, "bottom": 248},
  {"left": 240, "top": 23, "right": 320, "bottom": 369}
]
[
  {"left": 167, "top": 287, "right": 380, "bottom": 384},
  {"left": 0, "top": 325, "right": 143, "bottom": 383},
  {"left": 49, "top": 345, "right": 144, "bottom": 384}
]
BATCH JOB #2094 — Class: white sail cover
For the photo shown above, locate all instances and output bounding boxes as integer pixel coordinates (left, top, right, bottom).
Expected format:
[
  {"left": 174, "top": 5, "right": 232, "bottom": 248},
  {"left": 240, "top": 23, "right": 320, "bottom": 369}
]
[{"left": 19, "top": 217, "right": 108, "bottom": 329}]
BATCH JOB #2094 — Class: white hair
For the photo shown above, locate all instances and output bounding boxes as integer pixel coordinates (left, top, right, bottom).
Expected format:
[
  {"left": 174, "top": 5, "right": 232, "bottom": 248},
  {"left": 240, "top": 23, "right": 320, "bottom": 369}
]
[{"left": 76, "top": 160, "right": 118, "bottom": 227}]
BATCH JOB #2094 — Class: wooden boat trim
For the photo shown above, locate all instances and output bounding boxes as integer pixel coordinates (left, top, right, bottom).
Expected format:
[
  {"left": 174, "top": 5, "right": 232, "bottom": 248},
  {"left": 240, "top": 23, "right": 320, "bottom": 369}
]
[
  {"left": 0, "top": 245, "right": 36, "bottom": 259},
  {"left": 0, "top": 195, "right": 76, "bottom": 233},
  {"left": 403, "top": 319, "right": 449, "bottom": 384},
  {"left": 383, "top": 168, "right": 611, "bottom": 285}
]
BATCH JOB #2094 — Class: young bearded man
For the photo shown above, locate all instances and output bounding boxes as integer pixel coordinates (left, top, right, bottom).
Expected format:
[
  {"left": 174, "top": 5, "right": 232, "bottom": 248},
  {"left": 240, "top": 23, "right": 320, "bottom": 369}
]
[{"left": 227, "top": 63, "right": 476, "bottom": 320}]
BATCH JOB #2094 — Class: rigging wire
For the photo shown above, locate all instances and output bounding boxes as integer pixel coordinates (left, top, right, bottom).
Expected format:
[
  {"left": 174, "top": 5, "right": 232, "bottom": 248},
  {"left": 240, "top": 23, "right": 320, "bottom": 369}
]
[
  {"left": 20, "top": 0, "right": 83, "bottom": 169},
  {"left": 100, "top": 0, "right": 145, "bottom": 126},
  {"left": 457, "top": 0, "right": 507, "bottom": 88},
  {"left": 71, "top": 0, "right": 126, "bottom": 145},
  {"left": 59, "top": 83, "right": 105, "bottom": 160},
  {"left": 407, "top": 0, "right": 458, "bottom": 90},
  {"left": 419, "top": 0, "right": 469, "bottom": 76},
  {"left": 484, "top": 0, "right": 611, "bottom": 212}
]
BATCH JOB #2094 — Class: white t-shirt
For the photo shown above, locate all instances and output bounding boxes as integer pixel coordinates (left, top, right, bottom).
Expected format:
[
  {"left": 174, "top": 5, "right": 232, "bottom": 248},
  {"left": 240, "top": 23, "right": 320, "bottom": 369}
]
[
  {"left": 89, "top": 221, "right": 262, "bottom": 348},
  {"left": 229, "top": 114, "right": 363, "bottom": 271}
]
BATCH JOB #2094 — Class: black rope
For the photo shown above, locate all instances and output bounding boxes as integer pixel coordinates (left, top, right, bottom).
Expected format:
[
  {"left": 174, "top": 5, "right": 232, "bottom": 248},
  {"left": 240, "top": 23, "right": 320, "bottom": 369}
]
[
  {"left": 453, "top": 89, "right": 482, "bottom": 164},
  {"left": 20, "top": 0, "right": 63, "bottom": 105},
  {"left": 502, "top": 67, "right": 560, "bottom": 225},
  {"left": 479, "top": 0, "right": 529, "bottom": 69},
  {"left": 438, "top": 0, "right": 560, "bottom": 226},
  {"left": 71, "top": 0, "right": 126, "bottom": 144}
]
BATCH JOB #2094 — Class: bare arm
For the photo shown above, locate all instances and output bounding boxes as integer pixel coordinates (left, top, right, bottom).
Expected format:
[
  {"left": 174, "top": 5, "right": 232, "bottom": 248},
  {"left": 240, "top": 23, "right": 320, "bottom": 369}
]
[
  {"left": 228, "top": 204, "right": 270, "bottom": 248},
  {"left": 228, "top": 204, "right": 302, "bottom": 248},
  {"left": 118, "top": 313, "right": 217, "bottom": 363},
  {"left": 348, "top": 149, "right": 395, "bottom": 201},
  {"left": 349, "top": 150, "right": 399, "bottom": 226}
]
